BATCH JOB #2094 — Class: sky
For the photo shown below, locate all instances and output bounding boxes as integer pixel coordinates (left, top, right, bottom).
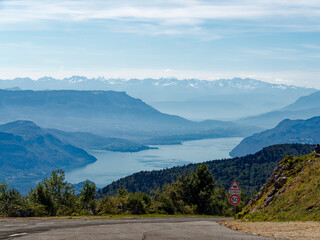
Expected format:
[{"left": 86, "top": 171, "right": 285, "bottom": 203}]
[{"left": 0, "top": 0, "right": 320, "bottom": 88}]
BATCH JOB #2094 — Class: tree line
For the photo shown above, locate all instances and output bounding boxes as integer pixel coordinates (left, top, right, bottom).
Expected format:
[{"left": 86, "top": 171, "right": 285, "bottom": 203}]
[
  {"left": 98, "top": 144, "right": 315, "bottom": 197},
  {"left": 0, "top": 164, "right": 247, "bottom": 217}
]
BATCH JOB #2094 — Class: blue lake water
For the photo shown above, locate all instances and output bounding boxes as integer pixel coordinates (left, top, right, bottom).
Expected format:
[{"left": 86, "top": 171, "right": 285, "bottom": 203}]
[{"left": 66, "top": 137, "right": 243, "bottom": 187}]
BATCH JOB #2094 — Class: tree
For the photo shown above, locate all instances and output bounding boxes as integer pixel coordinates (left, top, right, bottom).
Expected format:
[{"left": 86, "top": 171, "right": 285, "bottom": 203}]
[
  {"left": 0, "top": 183, "right": 24, "bottom": 217},
  {"left": 158, "top": 164, "right": 218, "bottom": 214},
  {"left": 79, "top": 180, "right": 96, "bottom": 214},
  {"left": 193, "top": 164, "right": 216, "bottom": 214},
  {"left": 29, "top": 170, "right": 76, "bottom": 216}
]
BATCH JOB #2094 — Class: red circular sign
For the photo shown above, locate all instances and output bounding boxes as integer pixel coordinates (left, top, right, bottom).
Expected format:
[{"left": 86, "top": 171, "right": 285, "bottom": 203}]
[{"left": 229, "top": 194, "right": 241, "bottom": 205}]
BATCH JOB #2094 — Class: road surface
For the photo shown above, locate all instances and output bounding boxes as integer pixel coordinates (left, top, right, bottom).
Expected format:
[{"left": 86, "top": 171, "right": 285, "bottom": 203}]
[{"left": 0, "top": 217, "right": 281, "bottom": 240}]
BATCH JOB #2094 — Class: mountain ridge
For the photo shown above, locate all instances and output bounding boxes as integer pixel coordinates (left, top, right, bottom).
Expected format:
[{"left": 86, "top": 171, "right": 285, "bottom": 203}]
[
  {"left": 0, "top": 89, "right": 259, "bottom": 141},
  {"left": 0, "top": 120, "right": 97, "bottom": 194},
  {"left": 231, "top": 116, "right": 320, "bottom": 157},
  {"left": 239, "top": 90, "right": 320, "bottom": 128},
  {"left": 0, "top": 77, "right": 315, "bottom": 120}
]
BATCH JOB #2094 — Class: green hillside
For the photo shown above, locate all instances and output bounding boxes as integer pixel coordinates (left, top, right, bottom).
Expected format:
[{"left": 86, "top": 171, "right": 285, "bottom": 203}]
[
  {"left": 97, "top": 144, "right": 315, "bottom": 197},
  {"left": 238, "top": 152, "right": 320, "bottom": 221}
]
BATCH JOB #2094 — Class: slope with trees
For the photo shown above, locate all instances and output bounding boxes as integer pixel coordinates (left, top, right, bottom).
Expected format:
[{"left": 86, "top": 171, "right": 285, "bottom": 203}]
[
  {"left": 97, "top": 144, "right": 315, "bottom": 197},
  {"left": 0, "top": 165, "right": 242, "bottom": 217}
]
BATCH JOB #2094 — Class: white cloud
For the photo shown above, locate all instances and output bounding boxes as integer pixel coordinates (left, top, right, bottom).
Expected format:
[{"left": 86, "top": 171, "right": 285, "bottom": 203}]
[
  {"left": 300, "top": 44, "right": 320, "bottom": 50},
  {"left": 0, "top": 0, "right": 320, "bottom": 36}
]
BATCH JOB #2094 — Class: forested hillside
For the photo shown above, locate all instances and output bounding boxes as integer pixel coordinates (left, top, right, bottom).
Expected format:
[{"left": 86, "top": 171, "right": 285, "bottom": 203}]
[
  {"left": 0, "top": 166, "right": 240, "bottom": 217},
  {"left": 98, "top": 144, "right": 315, "bottom": 197}
]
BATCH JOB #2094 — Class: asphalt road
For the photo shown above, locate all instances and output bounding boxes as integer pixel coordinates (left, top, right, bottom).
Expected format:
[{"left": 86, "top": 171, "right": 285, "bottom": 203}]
[{"left": 0, "top": 217, "right": 280, "bottom": 240}]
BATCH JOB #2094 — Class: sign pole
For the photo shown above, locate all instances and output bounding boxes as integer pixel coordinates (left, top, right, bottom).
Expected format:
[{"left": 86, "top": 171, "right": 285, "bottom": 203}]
[{"left": 229, "top": 180, "right": 241, "bottom": 219}]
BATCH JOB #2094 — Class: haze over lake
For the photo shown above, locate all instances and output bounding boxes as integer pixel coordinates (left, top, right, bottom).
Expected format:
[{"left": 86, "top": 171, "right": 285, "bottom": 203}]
[{"left": 66, "top": 137, "right": 243, "bottom": 187}]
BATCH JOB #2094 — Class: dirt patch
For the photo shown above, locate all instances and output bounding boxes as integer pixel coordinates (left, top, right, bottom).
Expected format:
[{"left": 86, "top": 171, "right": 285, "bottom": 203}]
[{"left": 219, "top": 220, "right": 320, "bottom": 240}]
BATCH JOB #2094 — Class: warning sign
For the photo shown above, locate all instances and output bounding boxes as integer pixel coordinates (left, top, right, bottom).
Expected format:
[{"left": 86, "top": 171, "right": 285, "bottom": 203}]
[
  {"left": 229, "top": 180, "right": 241, "bottom": 194},
  {"left": 229, "top": 194, "right": 241, "bottom": 205}
]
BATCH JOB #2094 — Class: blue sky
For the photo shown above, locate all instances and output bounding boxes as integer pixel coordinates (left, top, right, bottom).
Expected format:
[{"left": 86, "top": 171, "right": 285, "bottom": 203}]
[{"left": 0, "top": 0, "right": 320, "bottom": 87}]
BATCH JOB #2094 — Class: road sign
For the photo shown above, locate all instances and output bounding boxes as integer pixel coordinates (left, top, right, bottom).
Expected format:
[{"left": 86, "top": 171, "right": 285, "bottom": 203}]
[
  {"left": 229, "top": 194, "right": 241, "bottom": 205},
  {"left": 229, "top": 180, "right": 241, "bottom": 194}
]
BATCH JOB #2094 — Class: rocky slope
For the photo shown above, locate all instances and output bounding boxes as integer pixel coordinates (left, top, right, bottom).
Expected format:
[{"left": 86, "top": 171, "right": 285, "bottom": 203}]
[{"left": 238, "top": 151, "right": 320, "bottom": 221}]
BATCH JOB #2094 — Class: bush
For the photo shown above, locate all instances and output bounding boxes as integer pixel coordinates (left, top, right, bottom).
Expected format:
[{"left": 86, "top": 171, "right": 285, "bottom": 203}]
[
  {"left": 126, "top": 192, "right": 151, "bottom": 214},
  {"left": 0, "top": 183, "right": 25, "bottom": 217},
  {"left": 31, "top": 204, "right": 48, "bottom": 217}
]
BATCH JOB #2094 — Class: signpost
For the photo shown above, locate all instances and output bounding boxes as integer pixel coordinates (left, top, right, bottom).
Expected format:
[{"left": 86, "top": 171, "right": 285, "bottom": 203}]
[
  {"left": 228, "top": 180, "right": 241, "bottom": 217},
  {"left": 229, "top": 194, "right": 241, "bottom": 205},
  {"left": 229, "top": 180, "right": 241, "bottom": 194}
]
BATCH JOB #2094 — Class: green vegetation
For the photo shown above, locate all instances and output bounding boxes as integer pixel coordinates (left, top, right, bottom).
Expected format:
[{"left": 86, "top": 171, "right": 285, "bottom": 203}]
[
  {"left": 0, "top": 183, "right": 26, "bottom": 217},
  {"left": 238, "top": 152, "right": 320, "bottom": 221},
  {"left": 98, "top": 144, "right": 315, "bottom": 197},
  {"left": 0, "top": 164, "right": 246, "bottom": 217},
  {"left": 1, "top": 144, "right": 316, "bottom": 219}
]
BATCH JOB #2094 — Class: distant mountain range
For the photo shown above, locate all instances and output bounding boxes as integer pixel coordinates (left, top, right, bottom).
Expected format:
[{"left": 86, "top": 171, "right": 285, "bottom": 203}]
[
  {"left": 0, "top": 120, "right": 96, "bottom": 194},
  {"left": 230, "top": 116, "right": 320, "bottom": 157},
  {"left": 0, "top": 89, "right": 260, "bottom": 142},
  {"left": 239, "top": 91, "right": 320, "bottom": 128},
  {"left": 0, "top": 77, "right": 316, "bottom": 120}
]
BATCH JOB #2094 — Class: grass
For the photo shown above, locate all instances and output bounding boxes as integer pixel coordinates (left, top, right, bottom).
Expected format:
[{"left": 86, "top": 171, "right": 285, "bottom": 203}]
[{"left": 238, "top": 153, "right": 320, "bottom": 222}]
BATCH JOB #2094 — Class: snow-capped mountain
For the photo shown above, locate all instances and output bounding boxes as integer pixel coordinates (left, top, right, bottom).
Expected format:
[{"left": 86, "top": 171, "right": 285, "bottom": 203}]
[{"left": 0, "top": 77, "right": 316, "bottom": 120}]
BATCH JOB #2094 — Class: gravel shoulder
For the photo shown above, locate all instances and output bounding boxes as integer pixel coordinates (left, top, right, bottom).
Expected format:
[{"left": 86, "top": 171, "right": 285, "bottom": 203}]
[{"left": 219, "top": 219, "right": 320, "bottom": 240}]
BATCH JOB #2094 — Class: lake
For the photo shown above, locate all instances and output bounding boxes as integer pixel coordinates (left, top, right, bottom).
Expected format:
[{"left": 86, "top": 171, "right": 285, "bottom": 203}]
[{"left": 66, "top": 137, "right": 243, "bottom": 187}]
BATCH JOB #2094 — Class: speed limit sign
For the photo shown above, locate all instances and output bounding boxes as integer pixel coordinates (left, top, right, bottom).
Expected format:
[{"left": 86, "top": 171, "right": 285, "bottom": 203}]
[{"left": 229, "top": 194, "right": 240, "bottom": 205}]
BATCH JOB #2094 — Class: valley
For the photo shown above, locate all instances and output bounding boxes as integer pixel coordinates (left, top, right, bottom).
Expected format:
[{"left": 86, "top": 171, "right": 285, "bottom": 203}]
[
  {"left": 66, "top": 137, "right": 242, "bottom": 187},
  {"left": 1, "top": 2, "right": 320, "bottom": 238},
  {"left": 1, "top": 79, "right": 320, "bottom": 196}
]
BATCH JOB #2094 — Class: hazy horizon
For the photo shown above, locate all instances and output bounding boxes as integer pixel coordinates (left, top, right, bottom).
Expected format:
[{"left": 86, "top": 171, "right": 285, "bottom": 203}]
[
  {"left": 0, "top": 76, "right": 319, "bottom": 90},
  {"left": 0, "top": 0, "right": 320, "bottom": 88}
]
